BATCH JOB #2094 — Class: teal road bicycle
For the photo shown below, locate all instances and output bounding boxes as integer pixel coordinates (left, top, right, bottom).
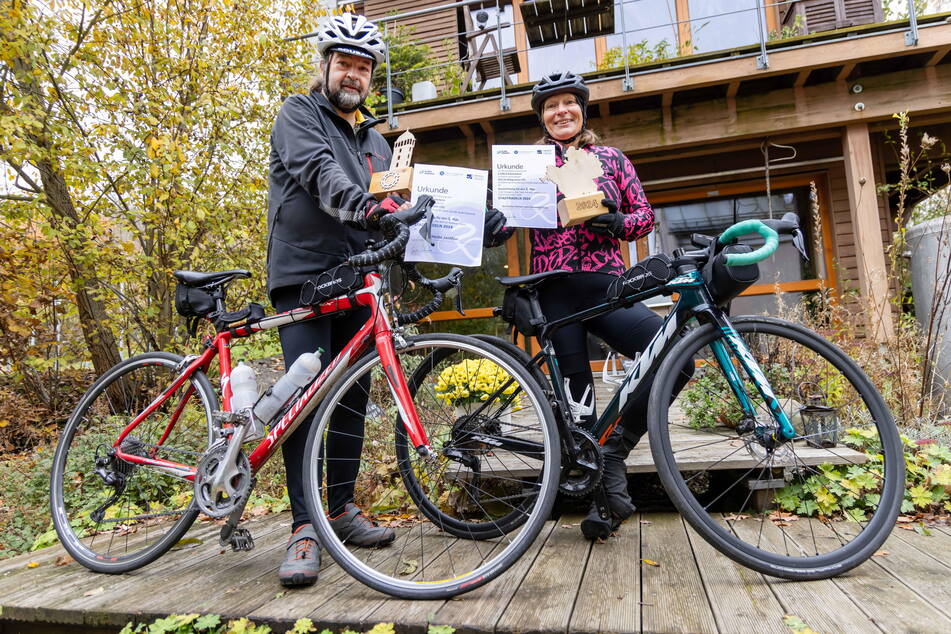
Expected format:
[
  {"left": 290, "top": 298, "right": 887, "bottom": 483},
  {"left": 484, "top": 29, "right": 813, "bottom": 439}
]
[{"left": 406, "top": 212, "right": 904, "bottom": 581}]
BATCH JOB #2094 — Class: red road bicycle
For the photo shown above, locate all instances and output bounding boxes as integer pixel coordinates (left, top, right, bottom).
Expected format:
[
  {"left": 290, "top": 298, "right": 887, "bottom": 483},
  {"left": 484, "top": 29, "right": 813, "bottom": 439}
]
[{"left": 50, "top": 197, "right": 560, "bottom": 599}]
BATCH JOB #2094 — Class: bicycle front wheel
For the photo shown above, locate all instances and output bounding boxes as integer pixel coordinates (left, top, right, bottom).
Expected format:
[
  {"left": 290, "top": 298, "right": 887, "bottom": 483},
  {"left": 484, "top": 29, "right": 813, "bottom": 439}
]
[
  {"left": 303, "top": 334, "right": 559, "bottom": 599},
  {"left": 50, "top": 352, "right": 216, "bottom": 573},
  {"left": 649, "top": 316, "right": 904, "bottom": 580}
]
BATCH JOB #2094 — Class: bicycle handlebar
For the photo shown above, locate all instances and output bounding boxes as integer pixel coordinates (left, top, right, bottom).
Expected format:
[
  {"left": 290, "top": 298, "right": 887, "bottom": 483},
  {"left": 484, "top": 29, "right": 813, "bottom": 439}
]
[
  {"left": 395, "top": 265, "right": 464, "bottom": 325},
  {"left": 718, "top": 219, "right": 780, "bottom": 266},
  {"left": 347, "top": 196, "right": 435, "bottom": 267}
]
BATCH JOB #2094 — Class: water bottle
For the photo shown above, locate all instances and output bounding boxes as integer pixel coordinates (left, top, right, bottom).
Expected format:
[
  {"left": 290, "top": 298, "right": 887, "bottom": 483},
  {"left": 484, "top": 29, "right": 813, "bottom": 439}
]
[
  {"left": 253, "top": 352, "right": 322, "bottom": 424},
  {"left": 230, "top": 362, "right": 265, "bottom": 441}
]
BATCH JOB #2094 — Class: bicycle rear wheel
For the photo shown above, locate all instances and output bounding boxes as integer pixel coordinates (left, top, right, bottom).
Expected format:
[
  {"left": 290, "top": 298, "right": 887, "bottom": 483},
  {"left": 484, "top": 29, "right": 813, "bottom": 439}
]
[
  {"left": 303, "top": 334, "right": 559, "bottom": 599},
  {"left": 648, "top": 316, "right": 903, "bottom": 580},
  {"left": 50, "top": 352, "right": 216, "bottom": 573}
]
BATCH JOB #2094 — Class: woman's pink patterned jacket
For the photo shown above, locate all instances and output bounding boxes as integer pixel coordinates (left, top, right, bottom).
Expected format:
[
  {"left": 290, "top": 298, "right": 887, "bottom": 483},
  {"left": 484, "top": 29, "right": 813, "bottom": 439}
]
[{"left": 492, "top": 141, "right": 655, "bottom": 275}]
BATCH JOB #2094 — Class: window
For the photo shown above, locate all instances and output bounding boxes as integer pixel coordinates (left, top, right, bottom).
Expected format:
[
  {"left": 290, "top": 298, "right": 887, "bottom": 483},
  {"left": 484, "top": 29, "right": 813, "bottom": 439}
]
[
  {"left": 646, "top": 184, "right": 825, "bottom": 316},
  {"left": 687, "top": 0, "right": 760, "bottom": 53},
  {"left": 604, "top": 0, "right": 679, "bottom": 56}
]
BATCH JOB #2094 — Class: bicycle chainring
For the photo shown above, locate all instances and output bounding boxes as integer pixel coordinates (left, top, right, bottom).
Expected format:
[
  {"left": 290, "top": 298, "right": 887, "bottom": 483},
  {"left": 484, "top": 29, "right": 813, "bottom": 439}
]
[
  {"left": 559, "top": 427, "right": 603, "bottom": 497},
  {"left": 194, "top": 444, "right": 252, "bottom": 519}
]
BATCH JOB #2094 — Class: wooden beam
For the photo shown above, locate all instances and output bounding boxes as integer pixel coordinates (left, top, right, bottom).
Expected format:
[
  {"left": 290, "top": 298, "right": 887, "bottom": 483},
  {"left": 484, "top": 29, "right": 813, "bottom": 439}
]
[
  {"left": 479, "top": 119, "right": 495, "bottom": 151},
  {"left": 726, "top": 81, "right": 740, "bottom": 124},
  {"left": 598, "top": 102, "right": 610, "bottom": 120},
  {"left": 836, "top": 62, "right": 856, "bottom": 83},
  {"left": 511, "top": 0, "right": 530, "bottom": 83},
  {"left": 764, "top": 0, "right": 780, "bottom": 35},
  {"left": 926, "top": 45, "right": 951, "bottom": 66},
  {"left": 594, "top": 36, "right": 607, "bottom": 70},
  {"left": 842, "top": 123, "right": 893, "bottom": 342},
  {"left": 675, "top": 0, "right": 693, "bottom": 56},
  {"left": 794, "top": 69, "right": 811, "bottom": 87},
  {"left": 662, "top": 91, "right": 673, "bottom": 132},
  {"left": 459, "top": 123, "right": 476, "bottom": 164},
  {"left": 385, "top": 25, "right": 951, "bottom": 135}
]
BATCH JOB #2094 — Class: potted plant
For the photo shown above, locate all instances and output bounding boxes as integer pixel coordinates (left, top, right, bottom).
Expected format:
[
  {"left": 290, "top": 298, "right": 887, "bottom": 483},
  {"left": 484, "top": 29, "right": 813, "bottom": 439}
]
[{"left": 433, "top": 358, "right": 522, "bottom": 431}]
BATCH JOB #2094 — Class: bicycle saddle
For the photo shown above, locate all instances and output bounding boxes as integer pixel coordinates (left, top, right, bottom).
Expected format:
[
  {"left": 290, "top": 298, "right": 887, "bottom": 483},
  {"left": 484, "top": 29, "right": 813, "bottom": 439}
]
[
  {"left": 495, "top": 269, "right": 571, "bottom": 288},
  {"left": 173, "top": 269, "right": 251, "bottom": 288}
]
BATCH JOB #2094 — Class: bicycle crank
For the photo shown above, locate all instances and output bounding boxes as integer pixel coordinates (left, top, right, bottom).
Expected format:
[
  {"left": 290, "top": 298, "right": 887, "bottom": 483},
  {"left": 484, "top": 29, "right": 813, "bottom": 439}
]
[
  {"left": 558, "top": 427, "right": 603, "bottom": 497},
  {"left": 194, "top": 444, "right": 252, "bottom": 519}
]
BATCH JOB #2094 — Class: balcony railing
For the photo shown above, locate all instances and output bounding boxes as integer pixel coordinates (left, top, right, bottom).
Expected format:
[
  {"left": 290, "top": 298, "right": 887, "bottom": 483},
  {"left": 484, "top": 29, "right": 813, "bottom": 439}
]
[{"left": 289, "top": 0, "right": 945, "bottom": 128}]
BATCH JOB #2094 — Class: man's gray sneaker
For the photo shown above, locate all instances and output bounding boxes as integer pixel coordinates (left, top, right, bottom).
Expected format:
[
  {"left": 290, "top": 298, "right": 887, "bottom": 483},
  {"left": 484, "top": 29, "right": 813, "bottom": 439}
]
[
  {"left": 329, "top": 503, "right": 396, "bottom": 547},
  {"left": 278, "top": 524, "right": 320, "bottom": 587}
]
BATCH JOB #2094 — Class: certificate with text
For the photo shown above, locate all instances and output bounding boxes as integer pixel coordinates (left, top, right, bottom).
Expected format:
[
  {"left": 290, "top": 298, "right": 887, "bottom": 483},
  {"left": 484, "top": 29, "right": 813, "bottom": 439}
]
[
  {"left": 405, "top": 164, "right": 489, "bottom": 267},
  {"left": 492, "top": 145, "right": 557, "bottom": 228}
]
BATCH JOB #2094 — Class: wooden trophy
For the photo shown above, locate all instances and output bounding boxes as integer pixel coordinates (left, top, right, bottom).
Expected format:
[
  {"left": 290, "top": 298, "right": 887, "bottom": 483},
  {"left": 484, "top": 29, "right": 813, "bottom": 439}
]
[
  {"left": 544, "top": 146, "right": 608, "bottom": 227},
  {"left": 369, "top": 130, "right": 415, "bottom": 200}
]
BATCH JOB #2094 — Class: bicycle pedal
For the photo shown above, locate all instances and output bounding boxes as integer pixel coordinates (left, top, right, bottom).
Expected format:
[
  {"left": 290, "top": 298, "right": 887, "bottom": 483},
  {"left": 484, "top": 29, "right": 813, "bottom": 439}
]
[{"left": 228, "top": 528, "right": 255, "bottom": 552}]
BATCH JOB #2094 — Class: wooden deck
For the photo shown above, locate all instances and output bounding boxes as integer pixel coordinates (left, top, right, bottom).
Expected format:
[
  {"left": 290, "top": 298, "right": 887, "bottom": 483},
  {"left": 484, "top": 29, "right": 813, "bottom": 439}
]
[{"left": 2, "top": 511, "right": 950, "bottom": 633}]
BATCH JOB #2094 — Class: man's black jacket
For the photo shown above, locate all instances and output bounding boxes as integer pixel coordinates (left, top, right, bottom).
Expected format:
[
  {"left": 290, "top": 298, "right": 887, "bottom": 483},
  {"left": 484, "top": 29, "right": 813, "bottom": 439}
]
[{"left": 267, "top": 90, "right": 392, "bottom": 296}]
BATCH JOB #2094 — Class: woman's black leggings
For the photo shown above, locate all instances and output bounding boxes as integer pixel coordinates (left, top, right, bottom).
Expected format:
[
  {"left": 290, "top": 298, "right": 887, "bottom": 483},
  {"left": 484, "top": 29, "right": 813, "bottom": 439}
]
[
  {"left": 271, "top": 285, "right": 370, "bottom": 529},
  {"left": 537, "top": 272, "right": 691, "bottom": 444}
]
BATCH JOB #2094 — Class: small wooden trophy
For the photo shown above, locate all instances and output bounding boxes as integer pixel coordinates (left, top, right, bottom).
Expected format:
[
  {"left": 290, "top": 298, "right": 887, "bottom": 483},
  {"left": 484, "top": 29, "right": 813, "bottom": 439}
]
[
  {"left": 544, "top": 146, "right": 608, "bottom": 227},
  {"left": 369, "top": 130, "right": 415, "bottom": 200}
]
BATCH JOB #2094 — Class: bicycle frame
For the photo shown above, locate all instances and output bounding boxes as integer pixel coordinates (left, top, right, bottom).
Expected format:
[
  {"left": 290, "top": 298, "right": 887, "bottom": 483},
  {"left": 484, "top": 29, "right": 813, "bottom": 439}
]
[
  {"left": 111, "top": 271, "right": 433, "bottom": 479},
  {"left": 533, "top": 269, "right": 796, "bottom": 447}
]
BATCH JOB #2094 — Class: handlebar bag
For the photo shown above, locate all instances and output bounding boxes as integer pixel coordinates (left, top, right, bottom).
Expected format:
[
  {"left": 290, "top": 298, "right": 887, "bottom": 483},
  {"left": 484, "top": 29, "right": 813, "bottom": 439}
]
[
  {"left": 500, "top": 286, "right": 546, "bottom": 337},
  {"left": 705, "top": 243, "right": 761, "bottom": 305},
  {"left": 175, "top": 284, "right": 216, "bottom": 319},
  {"left": 300, "top": 263, "right": 363, "bottom": 305}
]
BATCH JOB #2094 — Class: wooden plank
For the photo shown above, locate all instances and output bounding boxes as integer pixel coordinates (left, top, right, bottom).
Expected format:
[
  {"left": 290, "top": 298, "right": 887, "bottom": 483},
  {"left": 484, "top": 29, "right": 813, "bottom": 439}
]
[
  {"left": 784, "top": 519, "right": 951, "bottom": 632},
  {"left": 569, "top": 514, "right": 640, "bottom": 634},
  {"left": 75, "top": 522, "right": 291, "bottom": 623},
  {"left": 366, "top": 537, "right": 505, "bottom": 629},
  {"left": 731, "top": 518, "right": 879, "bottom": 633},
  {"left": 0, "top": 516, "right": 284, "bottom": 626},
  {"left": 0, "top": 516, "right": 229, "bottom": 603},
  {"left": 842, "top": 123, "right": 892, "bottom": 342},
  {"left": 301, "top": 523, "right": 464, "bottom": 630},
  {"left": 494, "top": 515, "right": 589, "bottom": 633},
  {"left": 686, "top": 520, "right": 788, "bottom": 633},
  {"left": 640, "top": 513, "right": 718, "bottom": 633},
  {"left": 832, "top": 522, "right": 951, "bottom": 621},
  {"left": 433, "top": 520, "right": 557, "bottom": 633}
]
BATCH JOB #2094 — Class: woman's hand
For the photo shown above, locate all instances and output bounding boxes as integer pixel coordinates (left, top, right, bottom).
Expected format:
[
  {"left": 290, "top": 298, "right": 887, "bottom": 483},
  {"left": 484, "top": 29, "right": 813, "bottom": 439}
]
[{"left": 585, "top": 199, "right": 625, "bottom": 238}]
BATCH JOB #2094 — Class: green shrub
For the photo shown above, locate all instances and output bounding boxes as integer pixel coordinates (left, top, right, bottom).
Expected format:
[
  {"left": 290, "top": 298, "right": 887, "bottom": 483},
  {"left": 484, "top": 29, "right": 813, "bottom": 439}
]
[{"left": 773, "top": 429, "right": 951, "bottom": 520}]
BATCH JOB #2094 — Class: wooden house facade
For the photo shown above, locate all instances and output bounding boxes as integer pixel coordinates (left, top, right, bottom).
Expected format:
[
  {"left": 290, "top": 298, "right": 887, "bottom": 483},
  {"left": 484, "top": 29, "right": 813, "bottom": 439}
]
[{"left": 346, "top": 1, "right": 951, "bottom": 349}]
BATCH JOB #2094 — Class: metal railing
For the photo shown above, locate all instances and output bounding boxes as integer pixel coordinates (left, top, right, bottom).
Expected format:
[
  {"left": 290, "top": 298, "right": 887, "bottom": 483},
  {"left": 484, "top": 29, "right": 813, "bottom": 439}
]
[{"left": 289, "top": 0, "right": 936, "bottom": 128}]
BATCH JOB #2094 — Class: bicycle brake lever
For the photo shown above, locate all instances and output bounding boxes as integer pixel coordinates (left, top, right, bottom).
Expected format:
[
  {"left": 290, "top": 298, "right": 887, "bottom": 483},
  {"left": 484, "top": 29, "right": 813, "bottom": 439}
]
[{"left": 792, "top": 229, "right": 810, "bottom": 262}]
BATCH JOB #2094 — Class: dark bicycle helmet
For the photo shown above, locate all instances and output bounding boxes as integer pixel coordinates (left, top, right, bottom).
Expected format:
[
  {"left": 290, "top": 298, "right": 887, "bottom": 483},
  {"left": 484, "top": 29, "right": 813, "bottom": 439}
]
[{"left": 530, "top": 71, "right": 590, "bottom": 119}]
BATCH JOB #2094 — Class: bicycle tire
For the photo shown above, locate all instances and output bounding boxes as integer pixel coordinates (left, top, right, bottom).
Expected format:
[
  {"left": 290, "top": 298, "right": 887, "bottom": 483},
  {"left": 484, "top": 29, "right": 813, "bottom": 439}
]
[
  {"left": 395, "top": 334, "right": 548, "bottom": 540},
  {"left": 50, "top": 352, "right": 216, "bottom": 573},
  {"left": 303, "top": 334, "right": 559, "bottom": 599},
  {"left": 472, "top": 334, "right": 550, "bottom": 395},
  {"left": 648, "top": 316, "right": 904, "bottom": 580}
]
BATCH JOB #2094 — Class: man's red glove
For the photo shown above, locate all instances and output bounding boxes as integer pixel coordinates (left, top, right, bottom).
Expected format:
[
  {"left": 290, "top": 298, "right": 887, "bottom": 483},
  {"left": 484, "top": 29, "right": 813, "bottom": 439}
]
[{"left": 366, "top": 194, "right": 407, "bottom": 229}]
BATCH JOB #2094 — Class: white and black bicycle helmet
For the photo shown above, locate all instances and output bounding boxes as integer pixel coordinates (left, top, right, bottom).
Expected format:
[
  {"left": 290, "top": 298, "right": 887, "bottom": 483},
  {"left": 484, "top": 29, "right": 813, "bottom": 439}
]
[
  {"left": 530, "top": 71, "right": 590, "bottom": 119},
  {"left": 316, "top": 13, "right": 386, "bottom": 66}
]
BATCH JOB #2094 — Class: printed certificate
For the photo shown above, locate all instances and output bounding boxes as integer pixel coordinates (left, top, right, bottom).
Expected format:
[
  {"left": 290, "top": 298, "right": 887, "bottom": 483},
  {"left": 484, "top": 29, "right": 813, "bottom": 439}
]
[
  {"left": 405, "top": 164, "right": 489, "bottom": 267},
  {"left": 492, "top": 145, "right": 557, "bottom": 228}
]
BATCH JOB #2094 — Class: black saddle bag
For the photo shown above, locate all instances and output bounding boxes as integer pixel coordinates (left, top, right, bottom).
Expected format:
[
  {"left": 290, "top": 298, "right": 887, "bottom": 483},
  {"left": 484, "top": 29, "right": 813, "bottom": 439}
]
[
  {"left": 175, "top": 284, "right": 216, "bottom": 319},
  {"left": 500, "top": 286, "right": 546, "bottom": 338}
]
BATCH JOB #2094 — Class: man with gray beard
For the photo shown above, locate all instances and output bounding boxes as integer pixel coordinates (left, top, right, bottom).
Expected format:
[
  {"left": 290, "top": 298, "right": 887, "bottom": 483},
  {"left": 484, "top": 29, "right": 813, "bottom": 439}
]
[{"left": 266, "top": 13, "right": 405, "bottom": 588}]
